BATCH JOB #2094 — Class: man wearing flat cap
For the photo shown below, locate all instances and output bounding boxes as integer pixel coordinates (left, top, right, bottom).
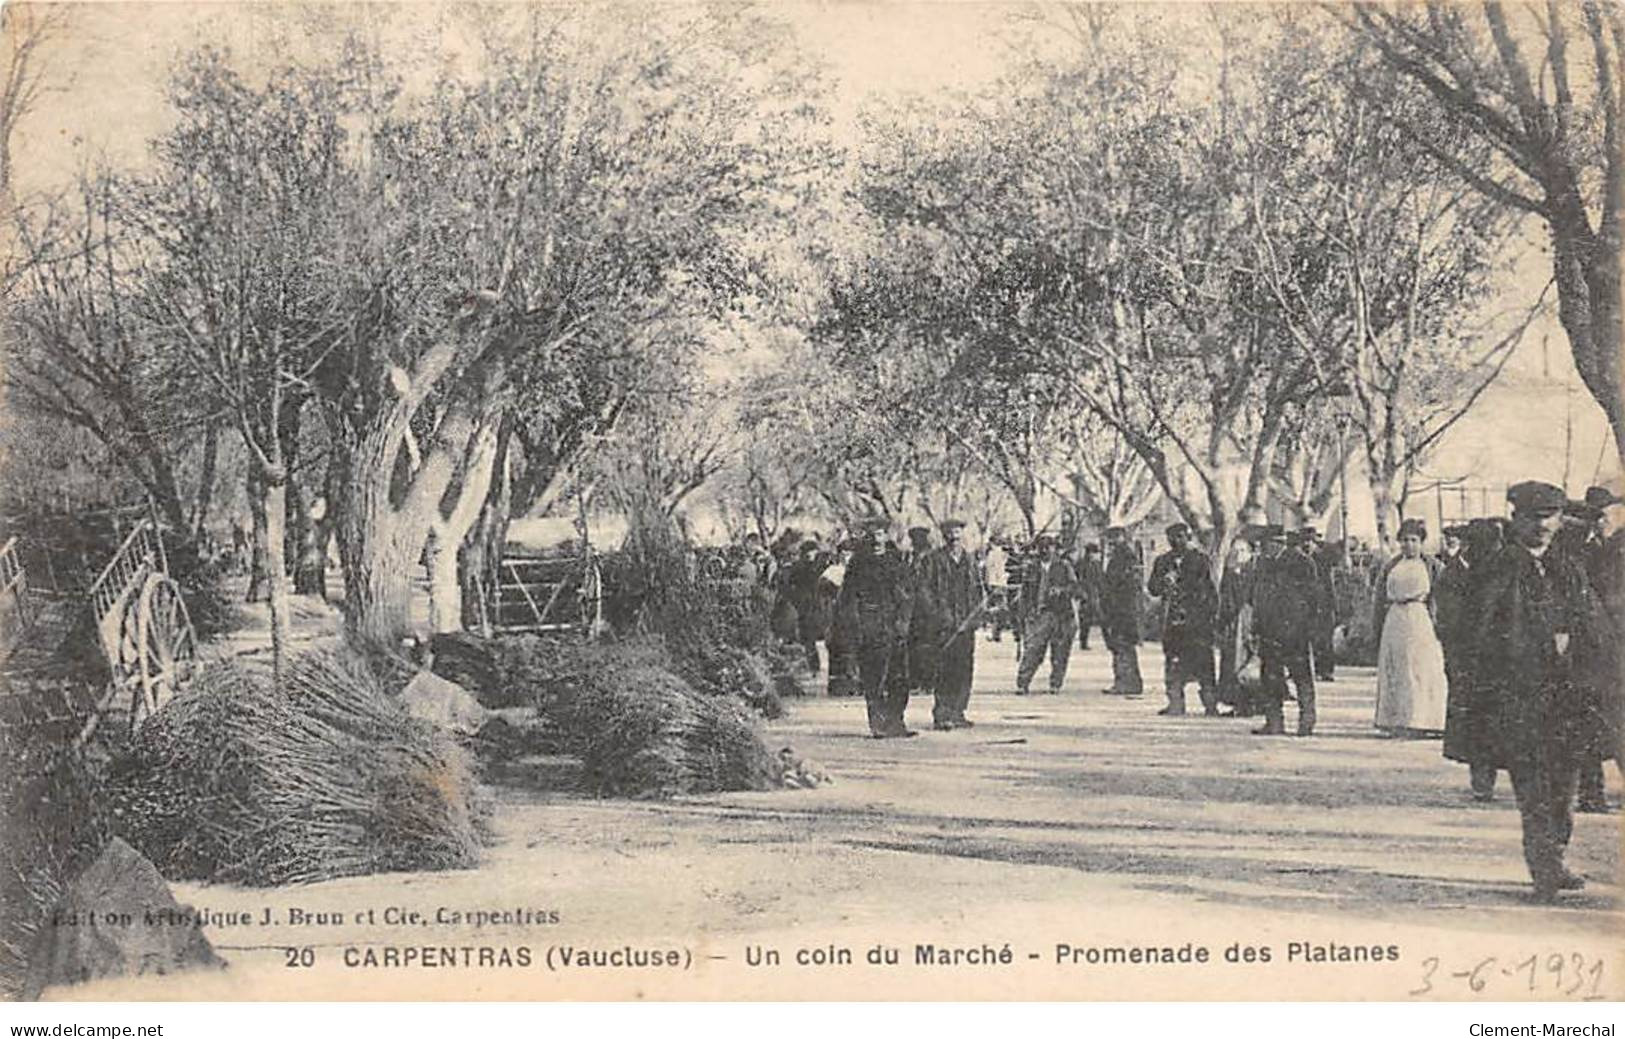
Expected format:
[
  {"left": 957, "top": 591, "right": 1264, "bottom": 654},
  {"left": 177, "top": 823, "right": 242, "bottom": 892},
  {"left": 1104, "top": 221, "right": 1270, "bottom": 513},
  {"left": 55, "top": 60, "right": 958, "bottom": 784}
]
[
  {"left": 831, "top": 516, "right": 917, "bottom": 738},
  {"left": 1100, "top": 526, "right": 1145, "bottom": 696},
  {"left": 1016, "top": 534, "right": 1080, "bottom": 694},
  {"left": 1147, "top": 522, "right": 1219, "bottom": 716},
  {"left": 917, "top": 519, "right": 984, "bottom": 728},
  {"left": 1249, "top": 524, "right": 1321, "bottom": 735},
  {"left": 1471, "top": 481, "right": 1617, "bottom": 899}
]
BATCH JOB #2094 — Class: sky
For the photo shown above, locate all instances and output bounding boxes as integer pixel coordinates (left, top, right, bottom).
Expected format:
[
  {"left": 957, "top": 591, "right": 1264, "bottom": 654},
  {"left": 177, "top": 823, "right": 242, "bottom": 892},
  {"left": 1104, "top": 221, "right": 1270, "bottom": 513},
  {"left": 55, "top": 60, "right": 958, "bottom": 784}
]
[{"left": 9, "top": 1, "right": 1618, "bottom": 515}]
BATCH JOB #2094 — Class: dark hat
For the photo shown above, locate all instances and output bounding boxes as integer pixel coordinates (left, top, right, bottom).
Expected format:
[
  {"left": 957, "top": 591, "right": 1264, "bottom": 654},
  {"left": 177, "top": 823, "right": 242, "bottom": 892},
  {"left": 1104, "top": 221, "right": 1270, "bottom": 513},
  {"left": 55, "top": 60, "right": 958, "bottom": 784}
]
[
  {"left": 1441, "top": 525, "right": 1469, "bottom": 540},
  {"left": 1464, "top": 518, "right": 1500, "bottom": 549},
  {"left": 799, "top": 539, "right": 820, "bottom": 553},
  {"left": 856, "top": 515, "right": 890, "bottom": 532},
  {"left": 1259, "top": 524, "right": 1286, "bottom": 541},
  {"left": 1104, "top": 525, "right": 1127, "bottom": 538},
  {"left": 907, "top": 525, "right": 932, "bottom": 541},
  {"left": 940, "top": 518, "right": 967, "bottom": 531},
  {"left": 1033, "top": 534, "right": 1056, "bottom": 548},
  {"left": 1506, "top": 481, "right": 1567, "bottom": 516},
  {"left": 1584, "top": 486, "right": 1623, "bottom": 510},
  {"left": 1398, "top": 518, "right": 1428, "bottom": 540},
  {"left": 1165, "top": 521, "right": 1190, "bottom": 538},
  {"left": 1288, "top": 527, "right": 1316, "bottom": 545},
  {"left": 1564, "top": 500, "right": 1601, "bottom": 522},
  {"left": 1082, "top": 544, "right": 1101, "bottom": 554}
]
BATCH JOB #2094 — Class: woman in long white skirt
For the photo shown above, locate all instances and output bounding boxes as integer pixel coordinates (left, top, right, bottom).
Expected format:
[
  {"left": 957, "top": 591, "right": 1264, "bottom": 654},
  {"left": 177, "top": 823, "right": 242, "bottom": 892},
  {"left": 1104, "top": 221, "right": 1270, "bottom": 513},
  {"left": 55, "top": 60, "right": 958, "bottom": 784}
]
[{"left": 1373, "top": 519, "right": 1448, "bottom": 735}]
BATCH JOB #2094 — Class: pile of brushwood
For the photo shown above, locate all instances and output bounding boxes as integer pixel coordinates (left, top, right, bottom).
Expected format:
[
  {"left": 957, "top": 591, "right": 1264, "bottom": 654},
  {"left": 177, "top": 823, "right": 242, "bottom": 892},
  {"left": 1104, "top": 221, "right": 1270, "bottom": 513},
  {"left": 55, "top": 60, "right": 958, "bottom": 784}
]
[
  {"left": 599, "top": 520, "right": 811, "bottom": 717},
  {"left": 108, "top": 649, "right": 489, "bottom": 886},
  {"left": 432, "top": 633, "right": 784, "bottom": 798}
]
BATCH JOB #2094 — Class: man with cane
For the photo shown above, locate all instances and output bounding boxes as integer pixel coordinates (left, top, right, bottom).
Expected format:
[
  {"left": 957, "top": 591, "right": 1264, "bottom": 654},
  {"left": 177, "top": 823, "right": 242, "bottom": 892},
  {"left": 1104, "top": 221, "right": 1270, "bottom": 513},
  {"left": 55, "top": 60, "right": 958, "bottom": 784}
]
[{"left": 921, "top": 519, "right": 985, "bottom": 730}]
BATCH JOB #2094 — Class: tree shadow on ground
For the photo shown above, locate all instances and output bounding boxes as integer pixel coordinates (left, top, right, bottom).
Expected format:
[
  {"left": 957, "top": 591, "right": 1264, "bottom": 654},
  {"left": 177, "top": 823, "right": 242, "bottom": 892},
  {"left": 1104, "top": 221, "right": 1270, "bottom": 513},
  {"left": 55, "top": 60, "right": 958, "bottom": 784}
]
[{"left": 839, "top": 833, "right": 1620, "bottom": 937}]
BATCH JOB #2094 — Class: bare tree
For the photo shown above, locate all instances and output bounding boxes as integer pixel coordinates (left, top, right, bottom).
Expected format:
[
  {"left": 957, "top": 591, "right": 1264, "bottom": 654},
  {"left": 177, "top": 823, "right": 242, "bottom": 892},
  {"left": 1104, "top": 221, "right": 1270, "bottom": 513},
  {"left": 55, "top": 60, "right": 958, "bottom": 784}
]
[
  {"left": 306, "top": 9, "right": 825, "bottom": 645},
  {"left": 0, "top": 4, "right": 72, "bottom": 204},
  {"left": 1346, "top": 2, "right": 1625, "bottom": 462},
  {"left": 131, "top": 52, "right": 357, "bottom": 676},
  {"left": 1252, "top": 32, "right": 1544, "bottom": 544},
  {"left": 5, "top": 176, "right": 206, "bottom": 532}
]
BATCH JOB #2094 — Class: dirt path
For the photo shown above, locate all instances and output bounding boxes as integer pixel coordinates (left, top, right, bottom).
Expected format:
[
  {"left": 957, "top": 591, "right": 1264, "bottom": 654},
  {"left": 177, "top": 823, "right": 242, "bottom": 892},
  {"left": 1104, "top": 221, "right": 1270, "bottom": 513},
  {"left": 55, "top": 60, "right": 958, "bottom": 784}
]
[{"left": 47, "top": 636, "right": 1624, "bottom": 1001}]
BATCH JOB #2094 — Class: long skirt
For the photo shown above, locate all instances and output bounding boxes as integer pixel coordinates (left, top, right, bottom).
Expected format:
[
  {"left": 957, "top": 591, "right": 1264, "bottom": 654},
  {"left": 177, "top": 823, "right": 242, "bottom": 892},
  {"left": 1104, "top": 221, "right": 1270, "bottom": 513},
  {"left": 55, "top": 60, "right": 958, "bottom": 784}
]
[{"left": 1375, "top": 602, "right": 1448, "bottom": 734}]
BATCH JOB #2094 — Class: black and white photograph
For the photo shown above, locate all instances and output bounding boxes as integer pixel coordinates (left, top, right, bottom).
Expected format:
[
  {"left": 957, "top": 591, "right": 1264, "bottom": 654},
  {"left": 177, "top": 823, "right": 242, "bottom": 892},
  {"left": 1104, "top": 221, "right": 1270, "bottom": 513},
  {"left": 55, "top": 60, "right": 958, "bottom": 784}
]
[{"left": 0, "top": 0, "right": 1621, "bottom": 1006}]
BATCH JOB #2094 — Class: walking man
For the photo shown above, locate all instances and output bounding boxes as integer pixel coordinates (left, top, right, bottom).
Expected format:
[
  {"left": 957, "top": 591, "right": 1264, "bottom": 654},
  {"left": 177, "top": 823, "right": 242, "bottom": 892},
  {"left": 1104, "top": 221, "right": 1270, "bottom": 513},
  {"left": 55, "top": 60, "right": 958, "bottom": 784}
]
[
  {"left": 1016, "top": 536, "right": 1079, "bottom": 694},
  {"left": 832, "top": 517, "right": 916, "bottom": 738},
  {"left": 1474, "top": 481, "right": 1615, "bottom": 899},
  {"left": 1100, "top": 526, "right": 1145, "bottom": 696},
  {"left": 1147, "top": 522, "right": 1219, "bottom": 716},
  {"left": 1249, "top": 526, "right": 1320, "bottom": 736},
  {"left": 922, "top": 519, "right": 983, "bottom": 729}
]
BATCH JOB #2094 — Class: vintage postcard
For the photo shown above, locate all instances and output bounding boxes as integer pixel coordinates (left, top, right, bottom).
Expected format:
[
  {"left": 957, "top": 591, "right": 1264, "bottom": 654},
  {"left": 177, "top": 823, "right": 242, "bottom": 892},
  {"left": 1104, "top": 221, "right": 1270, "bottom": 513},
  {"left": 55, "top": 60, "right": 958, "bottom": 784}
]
[{"left": 1, "top": 0, "right": 1621, "bottom": 1005}]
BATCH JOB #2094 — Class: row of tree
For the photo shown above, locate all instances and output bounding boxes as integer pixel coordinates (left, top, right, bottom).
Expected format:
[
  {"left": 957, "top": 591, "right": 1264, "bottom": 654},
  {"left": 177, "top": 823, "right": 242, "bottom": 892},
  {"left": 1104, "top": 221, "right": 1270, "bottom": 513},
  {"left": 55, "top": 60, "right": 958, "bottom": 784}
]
[
  {"left": 2, "top": 8, "right": 833, "bottom": 670},
  {"left": 2, "top": 3, "right": 1620, "bottom": 661},
  {"left": 805, "top": 6, "right": 1583, "bottom": 561}
]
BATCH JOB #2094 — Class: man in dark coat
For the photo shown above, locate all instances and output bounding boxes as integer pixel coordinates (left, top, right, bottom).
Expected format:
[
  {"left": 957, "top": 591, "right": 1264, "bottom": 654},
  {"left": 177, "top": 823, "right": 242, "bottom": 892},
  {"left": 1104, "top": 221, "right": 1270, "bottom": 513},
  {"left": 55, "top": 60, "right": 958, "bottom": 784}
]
[
  {"left": 1571, "top": 486, "right": 1624, "bottom": 812},
  {"left": 1076, "top": 544, "right": 1104, "bottom": 650},
  {"left": 1443, "top": 517, "right": 1510, "bottom": 795},
  {"left": 1100, "top": 526, "right": 1144, "bottom": 696},
  {"left": 1306, "top": 527, "right": 1339, "bottom": 682},
  {"left": 1437, "top": 523, "right": 1485, "bottom": 794},
  {"left": 824, "top": 538, "right": 859, "bottom": 697},
  {"left": 1473, "top": 481, "right": 1616, "bottom": 900},
  {"left": 1147, "top": 522, "right": 1219, "bottom": 716},
  {"left": 783, "top": 539, "right": 832, "bottom": 674},
  {"left": 1004, "top": 541, "right": 1030, "bottom": 647},
  {"left": 901, "top": 526, "right": 938, "bottom": 695},
  {"left": 1249, "top": 525, "right": 1321, "bottom": 736},
  {"left": 919, "top": 519, "right": 984, "bottom": 729},
  {"left": 831, "top": 518, "right": 916, "bottom": 738},
  {"left": 1016, "top": 536, "right": 1079, "bottom": 694},
  {"left": 768, "top": 528, "right": 803, "bottom": 644}
]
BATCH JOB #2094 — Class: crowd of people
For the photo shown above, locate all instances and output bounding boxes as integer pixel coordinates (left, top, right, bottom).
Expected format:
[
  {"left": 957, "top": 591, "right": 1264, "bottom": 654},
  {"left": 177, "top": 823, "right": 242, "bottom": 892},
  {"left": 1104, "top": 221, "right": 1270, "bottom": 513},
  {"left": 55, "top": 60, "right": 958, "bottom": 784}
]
[{"left": 725, "top": 478, "right": 1623, "bottom": 903}]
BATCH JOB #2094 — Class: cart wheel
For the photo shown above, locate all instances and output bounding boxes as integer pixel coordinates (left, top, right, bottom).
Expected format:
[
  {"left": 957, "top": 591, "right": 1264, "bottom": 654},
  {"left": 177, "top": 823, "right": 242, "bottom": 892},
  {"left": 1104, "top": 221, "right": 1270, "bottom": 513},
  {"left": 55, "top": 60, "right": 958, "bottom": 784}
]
[{"left": 129, "top": 573, "right": 196, "bottom": 730}]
